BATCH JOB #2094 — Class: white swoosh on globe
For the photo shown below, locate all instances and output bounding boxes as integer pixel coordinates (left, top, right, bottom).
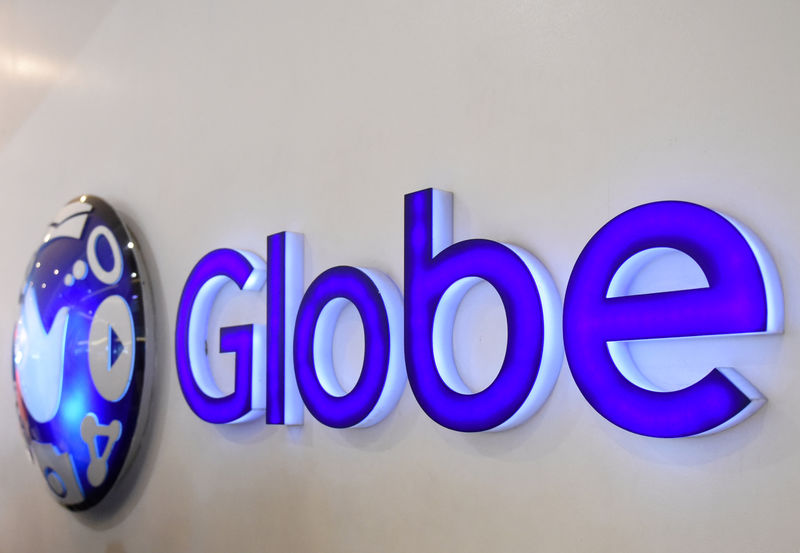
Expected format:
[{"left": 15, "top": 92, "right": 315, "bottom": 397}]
[{"left": 16, "top": 287, "right": 69, "bottom": 423}]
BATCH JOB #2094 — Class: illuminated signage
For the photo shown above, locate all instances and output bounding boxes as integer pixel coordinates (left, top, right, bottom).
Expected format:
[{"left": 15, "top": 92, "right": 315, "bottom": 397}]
[
  {"left": 12, "top": 196, "right": 152, "bottom": 510},
  {"left": 176, "top": 189, "right": 782, "bottom": 437},
  {"left": 564, "top": 201, "right": 782, "bottom": 437}
]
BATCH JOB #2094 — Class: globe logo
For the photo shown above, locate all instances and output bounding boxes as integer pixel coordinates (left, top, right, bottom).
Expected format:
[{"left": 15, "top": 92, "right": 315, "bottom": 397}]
[{"left": 12, "top": 195, "right": 152, "bottom": 510}]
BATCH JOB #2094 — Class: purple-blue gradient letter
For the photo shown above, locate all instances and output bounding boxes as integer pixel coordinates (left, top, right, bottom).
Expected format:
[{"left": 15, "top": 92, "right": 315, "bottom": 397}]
[
  {"left": 563, "top": 201, "right": 783, "bottom": 438},
  {"left": 266, "top": 232, "right": 304, "bottom": 425},
  {"left": 294, "top": 266, "right": 406, "bottom": 428},
  {"left": 404, "top": 188, "right": 562, "bottom": 432},
  {"left": 175, "top": 249, "right": 266, "bottom": 424}
]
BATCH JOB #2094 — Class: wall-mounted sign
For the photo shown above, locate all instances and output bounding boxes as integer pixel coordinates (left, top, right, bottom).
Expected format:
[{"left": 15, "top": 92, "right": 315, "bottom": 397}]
[
  {"left": 176, "top": 188, "right": 782, "bottom": 438},
  {"left": 564, "top": 201, "right": 782, "bottom": 437},
  {"left": 12, "top": 196, "right": 152, "bottom": 510}
]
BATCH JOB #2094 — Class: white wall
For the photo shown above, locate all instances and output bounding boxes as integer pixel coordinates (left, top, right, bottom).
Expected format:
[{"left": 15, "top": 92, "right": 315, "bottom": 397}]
[{"left": 1, "top": 1, "right": 799, "bottom": 551}]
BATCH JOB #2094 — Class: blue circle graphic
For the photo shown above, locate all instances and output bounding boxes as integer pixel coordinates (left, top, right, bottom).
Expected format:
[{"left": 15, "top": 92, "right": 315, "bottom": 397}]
[{"left": 12, "top": 195, "right": 151, "bottom": 511}]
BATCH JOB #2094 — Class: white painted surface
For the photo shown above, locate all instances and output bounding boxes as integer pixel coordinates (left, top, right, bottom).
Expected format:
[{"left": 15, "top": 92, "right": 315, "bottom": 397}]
[{"left": 1, "top": 1, "right": 799, "bottom": 551}]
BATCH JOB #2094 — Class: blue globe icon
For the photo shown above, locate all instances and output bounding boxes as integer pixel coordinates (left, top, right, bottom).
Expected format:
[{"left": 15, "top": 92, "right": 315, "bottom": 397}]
[{"left": 12, "top": 195, "right": 152, "bottom": 510}]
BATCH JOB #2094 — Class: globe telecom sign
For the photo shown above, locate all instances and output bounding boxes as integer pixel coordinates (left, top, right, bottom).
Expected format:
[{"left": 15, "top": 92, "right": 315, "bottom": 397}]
[
  {"left": 9, "top": 188, "right": 782, "bottom": 510},
  {"left": 11, "top": 188, "right": 784, "bottom": 510},
  {"left": 176, "top": 188, "right": 783, "bottom": 438},
  {"left": 12, "top": 196, "right": 152, "bottom": 511}
]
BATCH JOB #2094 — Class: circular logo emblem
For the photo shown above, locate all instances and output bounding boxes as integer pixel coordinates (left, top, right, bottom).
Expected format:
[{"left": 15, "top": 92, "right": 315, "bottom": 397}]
[{"left": 12, "top": 195, "right": 151, "bottom": 510}]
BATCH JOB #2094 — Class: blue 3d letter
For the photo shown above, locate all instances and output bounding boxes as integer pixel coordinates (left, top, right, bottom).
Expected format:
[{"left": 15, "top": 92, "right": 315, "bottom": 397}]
[
  {"left": 175, "top": 249, "right": 266, "bottom": 424},
  {"left": 294, "top": 266, "right": 406, "bottom": 428},
  {"left": 563, "top": 201, "right": 783, "bottom": 437},
  {"left": 404, "top": 188, "right": 562, "bottom": 432}
]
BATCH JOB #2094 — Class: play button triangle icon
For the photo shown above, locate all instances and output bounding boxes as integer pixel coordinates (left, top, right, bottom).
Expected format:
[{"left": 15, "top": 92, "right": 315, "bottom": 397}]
[
  {"left": 108, "top": 324, "right": 125, "bottom": 370},
  {"left": 89, "top": 294, "right": 135, "bottom": 402}
]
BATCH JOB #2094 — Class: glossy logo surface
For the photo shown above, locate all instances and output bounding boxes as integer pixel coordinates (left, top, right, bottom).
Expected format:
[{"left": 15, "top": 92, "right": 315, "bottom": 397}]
[{"left": 12, "top": 196, "right": 151, "bottom": 510}]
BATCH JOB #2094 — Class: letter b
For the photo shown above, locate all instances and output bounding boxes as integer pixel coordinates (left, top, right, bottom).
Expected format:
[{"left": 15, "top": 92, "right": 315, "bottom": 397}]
[{"left": 404, "top": 189, "right": 562, "bottom": 432}]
